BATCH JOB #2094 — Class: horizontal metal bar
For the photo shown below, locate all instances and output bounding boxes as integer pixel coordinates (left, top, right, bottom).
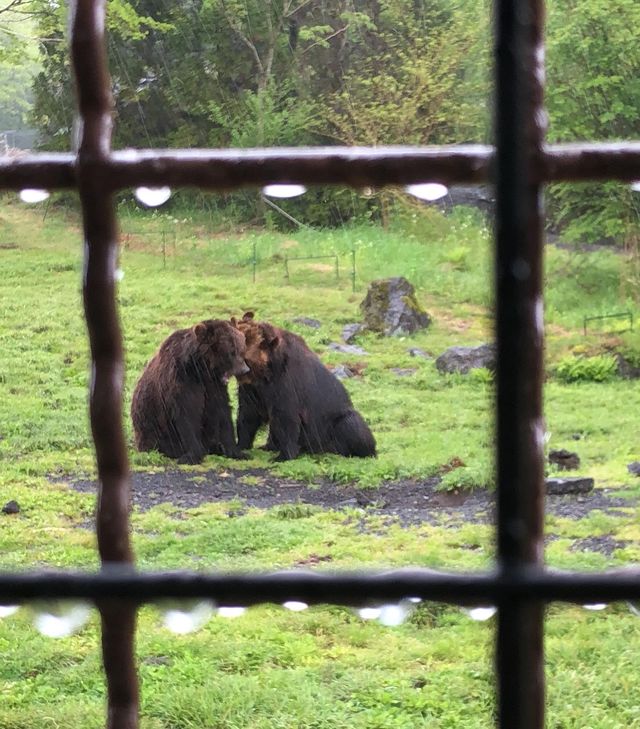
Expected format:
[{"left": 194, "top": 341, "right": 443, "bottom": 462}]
[
  {"left": 0, "top": 153, "right": 76, "bottom": 189},
  {"left": 106, "top": 146, "right": 491, "bottom": 188},
  {"left": 544, "top": 143, "right": 640, "bottom": 182},
  {"left": 2, "top": 568, "right": 640, "bottom": 606},
  {"left": 1, "top": 143, "right": 640, "bottom": 192}
]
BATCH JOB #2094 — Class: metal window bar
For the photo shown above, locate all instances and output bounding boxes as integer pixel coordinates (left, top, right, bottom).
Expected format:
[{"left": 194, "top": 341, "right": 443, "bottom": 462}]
[{"left": 1, "top": 0, "right": 640, "bottom": 728}]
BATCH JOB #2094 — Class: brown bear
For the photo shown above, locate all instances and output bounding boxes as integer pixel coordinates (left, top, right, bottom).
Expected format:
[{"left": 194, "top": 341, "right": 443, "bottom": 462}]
[
  {"left": 236, "top": 312, "right": 376, "bottom": 461},
  {"left": 131, "top": 319, "right": 249, "bottom": 464}
]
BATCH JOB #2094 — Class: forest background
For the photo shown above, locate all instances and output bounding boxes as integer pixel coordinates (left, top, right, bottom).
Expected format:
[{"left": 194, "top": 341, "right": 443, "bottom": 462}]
[{"left": 1, "top": 0, "right": 640, "bottom": 242}]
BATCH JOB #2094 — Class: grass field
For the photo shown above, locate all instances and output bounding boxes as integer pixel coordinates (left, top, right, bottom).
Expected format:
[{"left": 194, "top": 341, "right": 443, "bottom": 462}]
[{"left": 2, "top": 197, "right": 640, "bottom": 728}]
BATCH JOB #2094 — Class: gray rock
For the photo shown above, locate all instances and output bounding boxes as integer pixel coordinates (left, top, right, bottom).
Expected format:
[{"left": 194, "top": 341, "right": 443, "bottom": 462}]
[
  {"left": 545, "top": 477, "right": 594, "bottom": 495},
  {"left": 2, "top": 500, "right": 20, "bottom": 515},
  {"left": 342, "top": 323, "right": 366, "bottom": 343},
  {"left": 615, "top": 353, "right": 640, "bottom": 379},
  {"left": 292, "top": 317, "right": 321, "bottom": 329},
  {"left": 408, "top": 347, "right": 430, "bottom": 359},
  {"left": 390, "top": 368, "right": 417, "bottom": 377},
  {"left": 627, "top": 461, "right": 640, "bottom": 476},
  {"left": 328, "top": 343, "right": 368, "bottom": 356},
  {"left": 548, "top": 449, "right": 580, "bottom": 471},
  {"left": 435, "top": 344, "right": 496, "bottom": 374},
  {"left": 360, "top": 277, "right": 431, "bottom": 336},
  {"left": 330, "top": 364, "right": 356, "bottom": 380},
  {"left": 438, "top": 185, "right": 495, "bottom": 215}
]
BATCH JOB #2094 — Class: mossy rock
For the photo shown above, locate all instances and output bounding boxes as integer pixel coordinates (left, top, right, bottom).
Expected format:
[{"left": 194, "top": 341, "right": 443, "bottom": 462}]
[{"left": 360, "top": 277, "right": 431, "bottom": 336}]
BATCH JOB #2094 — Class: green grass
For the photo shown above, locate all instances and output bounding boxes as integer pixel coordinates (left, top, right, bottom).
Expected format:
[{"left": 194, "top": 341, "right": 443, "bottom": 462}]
[{"left": 2, "top": 198, "right": 640, "bottom": 727}]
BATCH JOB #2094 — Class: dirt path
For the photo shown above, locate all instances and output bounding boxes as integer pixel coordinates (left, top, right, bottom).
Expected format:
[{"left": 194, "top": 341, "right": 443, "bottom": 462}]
[{"left": 68, "top": 467, "right": 636, "bottom": 528}]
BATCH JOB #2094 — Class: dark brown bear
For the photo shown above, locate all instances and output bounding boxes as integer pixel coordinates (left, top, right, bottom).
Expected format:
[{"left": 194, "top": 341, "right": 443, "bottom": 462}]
[
  {"left": 131, "top": 319, "right": 249, "bottom": 464},
  {"left": 236, "top": 312, "right": 376, "bottom": 461}
]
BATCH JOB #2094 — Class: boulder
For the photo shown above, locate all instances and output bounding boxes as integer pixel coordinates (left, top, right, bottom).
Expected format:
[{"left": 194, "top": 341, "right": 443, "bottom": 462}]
[
  {"left": 545, "top": 477, "right": 594, "bottom": 495},
  {"left": 627, "top": 461, "right": 640, "bottom": 476},
  {"left": 438, "top": 185, "right": 495, "bottom": 215},
  {"left": 548, "top": 449, "right": 580, "bottom": 471},
  {"left": 408, "top": 347, "right": 430, "bottom": 359},
  {"left": 342, "top": 323, "right": 366, "bottom": 343},
  {"left": 615, "top": 353, "right": 640, "bottom": 379},
  {"left": 2, "top": 500, "right": 20, "bottom": 515},
  {"left": 360, "top": 277, "right": 431, "bottom": 336},
  {"left": 330, "top": 364, "right": 356, "bottom": 380},
  {"left": 435, "top": 344, "right": 496, "bottom": 374},
  {"left": 328, "top": 343, "right": 368, "bottom": 356}
]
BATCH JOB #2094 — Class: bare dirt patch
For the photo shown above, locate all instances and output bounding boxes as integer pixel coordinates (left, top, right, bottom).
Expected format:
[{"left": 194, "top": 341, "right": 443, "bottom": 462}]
[{"left": 66, "top": 468, "right": 637, "bottom": 528}]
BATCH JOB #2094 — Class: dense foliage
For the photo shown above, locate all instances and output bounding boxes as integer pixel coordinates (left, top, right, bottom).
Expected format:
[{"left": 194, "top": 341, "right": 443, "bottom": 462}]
[{"left": 2, "top": 0, "right": 640, "bottom": 236}]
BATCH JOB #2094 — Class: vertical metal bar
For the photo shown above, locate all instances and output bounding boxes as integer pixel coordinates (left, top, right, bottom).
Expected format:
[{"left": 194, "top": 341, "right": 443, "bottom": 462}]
[
  {"left": 70, "top": 2, "right": 139, "bottom": 728},
  {"left": 494, "top": 0, "right": 546, "bottom": 727}
]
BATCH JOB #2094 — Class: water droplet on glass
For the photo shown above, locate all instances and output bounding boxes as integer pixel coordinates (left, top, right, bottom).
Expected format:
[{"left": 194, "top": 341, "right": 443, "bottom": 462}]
[
  {"left": 262, "top": 184, "right": 307, "bottom": 199},
  {"left": 32, "top": 601, "right": 92, "bottom": 638},
  {"left": 0, "top": 605, "right": 19, "bottom": 618},
  {"left": 357, "top": 606, "right": 382, "bottom": 620},
  {"left": 282, "top": 600, "right": 308, "bottom": 612},
  {"left": 217, "top": 606, "right": 246, "bottom": 619},
  {"left": 631, "top": 181, "right": 640, "bottom": 192},
  {"left": 462, "top": 605, "right": 497, "bottom": 621},
  {"left": 134, "top": 186, "right": 172, "bottom": 207},
  {"left": 378, "top": 601, "right": 414, "bottom": 627},
  {"left": 405, "top": 183, "right": 448, "bottom": 202},
  {"left": 583, "top": 603, "right": 607, "bottom": 611},
  {"left": 19, "top": 189, "right": 50, "bottom": 204},
  {"left": 160, "top": 600, "right": 215, "bottom": 634}
]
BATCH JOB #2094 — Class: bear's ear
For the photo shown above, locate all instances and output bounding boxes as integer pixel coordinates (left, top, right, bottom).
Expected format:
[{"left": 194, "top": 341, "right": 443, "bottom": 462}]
[
  {"left": 259, "top": 334, "right": 280, "bottom": 351},
  {"left": 242, "top": 311, "right": 255, "bottom": 322},
  {"left": 193, "top": 322, "right": 208, "bottom": 339}
]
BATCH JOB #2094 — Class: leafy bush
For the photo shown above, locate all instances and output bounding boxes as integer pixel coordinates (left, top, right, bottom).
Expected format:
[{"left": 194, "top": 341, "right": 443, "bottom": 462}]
[{"left": 555, "top": 354, "right": 618, "bottom": 383}]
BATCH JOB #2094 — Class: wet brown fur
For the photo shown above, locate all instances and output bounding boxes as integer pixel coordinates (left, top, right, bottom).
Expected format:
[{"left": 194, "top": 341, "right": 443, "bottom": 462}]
[
  {"left": 131, "top": 319, "right": 249, "bottom": 464},
  {"left": 235, "top": 312, "right": 376, "bottom": 461}
]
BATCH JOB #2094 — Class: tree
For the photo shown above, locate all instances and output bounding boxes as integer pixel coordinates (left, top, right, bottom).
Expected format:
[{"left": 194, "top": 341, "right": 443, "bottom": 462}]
[
  {"left": 546, "top": 0, "right": 640, "bottom": 244},
  {"left": 322, "top": 0, "right": 489, "bottom": 224}
]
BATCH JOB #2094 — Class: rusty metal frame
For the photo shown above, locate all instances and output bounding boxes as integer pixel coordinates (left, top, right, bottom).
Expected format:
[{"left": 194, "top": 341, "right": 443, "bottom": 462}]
[{"left": 1, "top": 0, "right": 640, "bottom": 727}]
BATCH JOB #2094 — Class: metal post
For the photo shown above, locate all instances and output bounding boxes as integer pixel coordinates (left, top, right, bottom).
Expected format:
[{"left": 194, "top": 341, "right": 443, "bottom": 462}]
[
  {"left": 494, "top": 0, "right": 546, "bottom": 726},
  {"left": 70, "top": 2, "right": 138, "bottom": 727}
]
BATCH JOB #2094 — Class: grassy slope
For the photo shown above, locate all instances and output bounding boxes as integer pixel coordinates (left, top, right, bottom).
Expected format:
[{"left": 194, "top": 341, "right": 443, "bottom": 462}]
[{"left": 2, "top": 199, "right": 640, "bottom": 728}]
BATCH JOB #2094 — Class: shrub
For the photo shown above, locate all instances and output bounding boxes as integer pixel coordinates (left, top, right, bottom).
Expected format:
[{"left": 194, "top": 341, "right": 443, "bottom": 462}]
[{"left": 555, "top": 354, "right": 618, "bottom": 383}]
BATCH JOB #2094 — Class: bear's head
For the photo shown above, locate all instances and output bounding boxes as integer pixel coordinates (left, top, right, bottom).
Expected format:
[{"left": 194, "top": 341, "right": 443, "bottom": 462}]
[
  {"left": 234, "top": 311, "right": 282, "bottom": 383},
  {"left": 191, "top": 319, "right": 249, "bottom": 384}
]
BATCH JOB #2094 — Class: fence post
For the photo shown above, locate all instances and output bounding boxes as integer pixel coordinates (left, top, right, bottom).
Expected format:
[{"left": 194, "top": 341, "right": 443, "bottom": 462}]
[
  {"left": 71, "top": 1, "right": 139, "bottom": 727},
  {"left": 494, "top": 0, "right": 546, "bottom": 726}
]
